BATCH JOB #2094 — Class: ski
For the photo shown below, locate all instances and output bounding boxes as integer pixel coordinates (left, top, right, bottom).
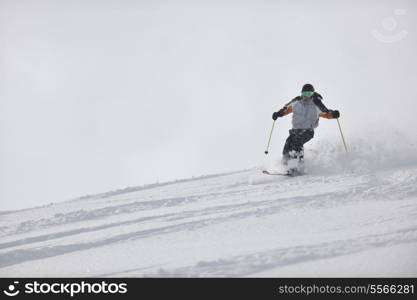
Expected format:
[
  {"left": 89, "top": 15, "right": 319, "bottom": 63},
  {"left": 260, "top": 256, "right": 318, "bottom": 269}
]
[
  {"left": 262, "top": 170, "right": 293, "bottom": 176},
  {"left": 262, "top": 170, "right": 303, "bottom": 176}
]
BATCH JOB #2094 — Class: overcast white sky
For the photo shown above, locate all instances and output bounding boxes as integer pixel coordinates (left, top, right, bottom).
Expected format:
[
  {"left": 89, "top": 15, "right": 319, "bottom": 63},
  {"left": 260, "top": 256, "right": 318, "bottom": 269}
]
[{"left": 1, "top": 0, "right": 416, "bottom": 210}]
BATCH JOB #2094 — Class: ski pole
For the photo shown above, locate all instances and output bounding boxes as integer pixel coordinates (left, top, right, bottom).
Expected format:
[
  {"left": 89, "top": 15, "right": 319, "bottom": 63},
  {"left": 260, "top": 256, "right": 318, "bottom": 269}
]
[
  {"left": 336, "top": 118, "right": 348, "bottom": 152},
  {"left": 264, "top": 120, "right": 276, "bottom": 155}
]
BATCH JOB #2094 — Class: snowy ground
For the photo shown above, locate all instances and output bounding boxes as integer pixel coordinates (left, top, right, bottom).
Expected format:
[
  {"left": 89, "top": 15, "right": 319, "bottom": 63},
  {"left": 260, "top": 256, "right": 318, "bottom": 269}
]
[{"left": 1, "top": 134, "right": 417, "bottom": 277}]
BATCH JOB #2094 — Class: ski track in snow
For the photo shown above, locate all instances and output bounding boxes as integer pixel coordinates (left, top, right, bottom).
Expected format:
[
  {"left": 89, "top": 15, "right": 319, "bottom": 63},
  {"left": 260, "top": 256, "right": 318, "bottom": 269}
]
[
  {"left": 1, "top": 137, "right": 417, "bottom": 277},
  {"left": 151, "top": 227, "right": 417, "bottom": 277}
]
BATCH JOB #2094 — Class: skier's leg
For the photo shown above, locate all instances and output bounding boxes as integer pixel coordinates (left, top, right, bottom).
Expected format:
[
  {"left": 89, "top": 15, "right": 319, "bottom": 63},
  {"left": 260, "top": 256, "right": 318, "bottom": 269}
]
[
  {"left": 296, "top": 130, "right": 315, "bottom": 171},
  {"left": 282, "top": 130, "right": 297, "bottom": 165},
  {"left": 297, "top": 129, "right": 314, "bottom": 157},
  {"left": 287, "top": 130, "right": 305, "bottom": 157},
  {"left": 282, "top": 131, "right": 294, "bottom": 156},
  {"left": 300, "top": 129, "right": 314, "bottom": 147},
  {"left": 283, "top": 130, "right": 301, "bottom": 171},
  {"left": 286, "top": 130, "right": 314, "bottom": 173}
]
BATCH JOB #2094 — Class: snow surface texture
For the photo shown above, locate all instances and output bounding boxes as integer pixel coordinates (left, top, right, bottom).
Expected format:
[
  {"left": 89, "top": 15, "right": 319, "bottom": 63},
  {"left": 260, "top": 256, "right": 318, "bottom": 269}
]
[{"left": 1, "top": 132, "right": 417, "bottom": 277}]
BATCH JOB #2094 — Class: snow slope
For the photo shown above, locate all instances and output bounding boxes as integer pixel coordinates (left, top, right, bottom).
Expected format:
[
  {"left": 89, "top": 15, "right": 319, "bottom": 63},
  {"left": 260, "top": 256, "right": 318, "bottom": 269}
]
[{"left": 1, "top": 133, "right": 417, "bottom": 277}]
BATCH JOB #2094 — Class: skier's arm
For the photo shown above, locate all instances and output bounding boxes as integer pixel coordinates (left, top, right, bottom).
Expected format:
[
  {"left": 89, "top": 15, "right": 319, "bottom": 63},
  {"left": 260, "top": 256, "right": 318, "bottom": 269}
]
[
  {"left": 281, "top": 106, "right": 293, "bottom": 115},
  {"left": 272, "top": 106, "right": 292, "bottom": 120},
  {"left": 272, "top": 96, "right": 299, "bottom": 120},
  {"left": 319, "top": 110, "right": 340, "bottom": 119},
  {"left": 313, "top": 93, "right": 340, "bottom": 119},
  {"left": 312, "top": 93, "right": 329, "bottom": 113}
]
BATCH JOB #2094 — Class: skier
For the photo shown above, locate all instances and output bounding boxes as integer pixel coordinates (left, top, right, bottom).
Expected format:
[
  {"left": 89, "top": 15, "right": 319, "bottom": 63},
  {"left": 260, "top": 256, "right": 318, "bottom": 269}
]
[{"left": 272, "top": 83, "right": 340, "bottom": 174}]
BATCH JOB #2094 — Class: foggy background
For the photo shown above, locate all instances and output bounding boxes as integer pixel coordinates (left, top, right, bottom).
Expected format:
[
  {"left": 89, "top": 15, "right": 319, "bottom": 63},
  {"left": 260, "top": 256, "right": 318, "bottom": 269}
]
[{"left": 1, "top": 0, "right": 416, "bottom": 211}]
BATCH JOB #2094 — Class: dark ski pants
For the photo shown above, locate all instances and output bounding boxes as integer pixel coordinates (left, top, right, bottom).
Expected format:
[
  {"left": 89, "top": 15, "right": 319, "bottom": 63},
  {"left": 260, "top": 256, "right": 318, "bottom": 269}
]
[{"left": 282, "top": 129, "right": 314, "bottom": 158}]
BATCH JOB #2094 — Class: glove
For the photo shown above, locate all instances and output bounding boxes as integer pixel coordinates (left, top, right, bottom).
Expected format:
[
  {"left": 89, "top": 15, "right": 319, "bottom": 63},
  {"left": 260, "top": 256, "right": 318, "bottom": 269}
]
[
  {"left": 331, "top": 110, "right": 340, "bottom": 119},
  {"left": 272, "top": 108, "right": 286, "bottom": 120}
]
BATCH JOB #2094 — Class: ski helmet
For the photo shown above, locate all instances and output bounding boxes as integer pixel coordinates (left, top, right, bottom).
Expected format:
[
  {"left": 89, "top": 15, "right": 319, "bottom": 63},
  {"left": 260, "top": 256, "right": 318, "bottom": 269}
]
[{"left": 301, "top": 84, "right": 314, "bottom": 93}]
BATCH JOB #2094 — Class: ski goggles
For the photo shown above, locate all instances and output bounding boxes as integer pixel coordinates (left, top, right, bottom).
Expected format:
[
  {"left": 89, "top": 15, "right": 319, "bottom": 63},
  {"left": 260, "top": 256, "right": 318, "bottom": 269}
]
[{"left": 301, "top": 91, "right": 314, "bottom": 97}]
